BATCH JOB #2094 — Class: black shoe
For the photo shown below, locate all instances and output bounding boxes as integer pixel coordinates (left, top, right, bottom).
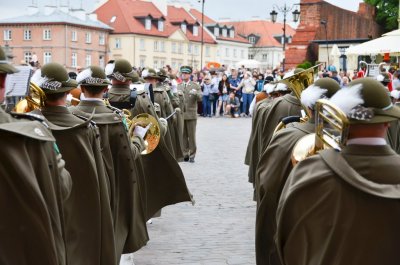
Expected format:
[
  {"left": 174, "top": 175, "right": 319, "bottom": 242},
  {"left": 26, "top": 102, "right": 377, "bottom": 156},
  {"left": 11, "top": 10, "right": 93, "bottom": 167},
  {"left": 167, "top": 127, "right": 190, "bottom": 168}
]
[
  {"left": 184, "top": 156, "right": 189, "bottom": 162},
  {"left": 189, "top": 157, "right": 195, "bottom": 163}
]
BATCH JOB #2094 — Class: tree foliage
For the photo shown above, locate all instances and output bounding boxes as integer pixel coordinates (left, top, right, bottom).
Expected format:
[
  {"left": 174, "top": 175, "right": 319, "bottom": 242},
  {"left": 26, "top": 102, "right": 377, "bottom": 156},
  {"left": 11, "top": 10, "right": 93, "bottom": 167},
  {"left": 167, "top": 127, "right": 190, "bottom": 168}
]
[{"left": 364, "top": 0, "right": 399, "bottom": 31}]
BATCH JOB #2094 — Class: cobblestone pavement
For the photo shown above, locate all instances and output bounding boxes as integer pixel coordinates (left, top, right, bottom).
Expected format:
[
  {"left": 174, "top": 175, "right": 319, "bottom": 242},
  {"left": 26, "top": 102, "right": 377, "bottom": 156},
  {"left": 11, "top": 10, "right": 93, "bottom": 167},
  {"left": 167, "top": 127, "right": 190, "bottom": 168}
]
[{"left": 134, "top": 116, "right": 256, "bottom": 265}]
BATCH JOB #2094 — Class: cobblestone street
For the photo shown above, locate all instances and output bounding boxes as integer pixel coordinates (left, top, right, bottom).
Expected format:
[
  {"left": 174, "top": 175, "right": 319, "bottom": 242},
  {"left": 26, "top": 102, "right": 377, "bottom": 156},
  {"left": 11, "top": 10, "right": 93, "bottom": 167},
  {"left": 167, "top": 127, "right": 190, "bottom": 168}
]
[{"left": 134, "top": 116, "right": 256, "bottom": 265}]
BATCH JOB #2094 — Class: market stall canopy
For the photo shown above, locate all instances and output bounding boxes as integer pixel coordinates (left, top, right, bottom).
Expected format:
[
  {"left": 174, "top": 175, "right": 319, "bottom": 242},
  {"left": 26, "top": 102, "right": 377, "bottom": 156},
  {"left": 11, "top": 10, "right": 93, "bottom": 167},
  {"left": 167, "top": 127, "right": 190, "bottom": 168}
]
[
  {"left": 235, "top": 59, "right": 261, "bottom": 69},
  {"left": 346, "top": 29, "right": 400, "bottom": 56}
]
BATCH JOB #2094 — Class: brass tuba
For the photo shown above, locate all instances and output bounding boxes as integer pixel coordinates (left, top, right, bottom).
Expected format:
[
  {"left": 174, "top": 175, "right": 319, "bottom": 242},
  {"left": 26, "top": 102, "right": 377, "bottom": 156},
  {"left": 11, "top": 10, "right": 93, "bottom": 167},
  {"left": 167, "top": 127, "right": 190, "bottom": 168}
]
[
  {"left": 291, "top": 99, "right": 350, "bottom": 166},
  {"left": 14, "top": 82, "right": 46, "bottom": 113},
  {"left": 273, "top": 64, "right": 323, "bottom": 133}
]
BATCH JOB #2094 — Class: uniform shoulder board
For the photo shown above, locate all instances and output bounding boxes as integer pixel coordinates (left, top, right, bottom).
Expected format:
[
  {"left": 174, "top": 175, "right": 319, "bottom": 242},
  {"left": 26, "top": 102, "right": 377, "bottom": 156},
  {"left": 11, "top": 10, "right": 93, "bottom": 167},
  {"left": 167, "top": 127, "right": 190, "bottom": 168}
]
[{"left": 10, "top": 112, "right": 50, "bottom": 128}]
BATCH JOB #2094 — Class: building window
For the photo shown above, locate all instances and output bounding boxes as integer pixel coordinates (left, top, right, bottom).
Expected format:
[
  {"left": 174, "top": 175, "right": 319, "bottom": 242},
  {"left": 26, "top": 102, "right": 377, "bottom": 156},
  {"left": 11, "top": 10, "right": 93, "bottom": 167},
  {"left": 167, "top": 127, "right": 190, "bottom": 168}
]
[
  {"left": 225, "top": 48, "right": 229, "bottom": 57},
  {"left": 249, "top": 36, "right": 256, "bottom": 44},
  {"left": 71, "top": 53, "right": 77, "bottom": 67},
  {"left": 193, "top": 25, "right": 199, "bottom": 36},
  {"left": 205, "top": 46, "right": 210, "bottom": 57},
  {"left": 171, "top": 42, "right": 176, "bottom": 53},
  {"left": 233, "top": 49, "right": 237, "bottom": 57},
  {"left": 171, "top": 60, "right": 177, "bottom": 70},
  {"left": 23, "top": 29, "right": 31, "bottom": 40},
  {"left": 160, "top": 59, "right": 165, "bottom": 67},
  {"left": 24, "top": 52, "right": 32, "bottom": 64},
  {"left": 110, "top": 16, "right": 117, "bottom": 23},
  {"left": 160, "top": 41, "right": 165, "bottom": 52},
  {"left": 43, "top": 52, "right": 52, "bottom": 64},
  {"left": 85, "top": 32, "right": 91, "bottom": 43},
  {"left": 43, "top": 29, "right": 51, "bottom": 40},
  {"left": 241, "top": 50, "right": 245, "bottom": 59},
  {"left": 99, "top": 55, "right": 105, "bottom": 68},
  {"left": 178, "top": 43, "right": 183, "bottom": 54},
  {"left": 154, "top": 41, "right": 159, "bottom": 52},
  {"left": 153, "top": 59, "right": 159, "bottom": 69},
  {"left": 145, "top": 18, "right": 151, "bottom": 30},
  {"left": 181, "top": 23, "right": 187, "bottom": 33},
  {"left": 194, "top": 45, "right": 199, "bottom": 55},
  {"left": 115, "top": 38, "right": 121, "bottom": 49},
  {"left": 99, "top": 33, "right": 105, "bottom": 45},
  {"left": 158, "top": 20, "right": 164, "bottom": 32},
  {"left": 71, "top": 30, "right": 77, "bottom": 41},
  {"left": 249, "top": 54, "right": 254, "bottom": 59},
  {"left": 262, "top": 54, "right": 268, "bottom": 60},
  {"left": 188, "top": 44, "right": 193, "bottom": 54},
  {"left": 222, "top": 28, "right": 227, "bottom": 37},
  {"left": 139, "top": 56, "right": 146, "bottom": 68},
  {"left": 230, "top": 30, "right": 235, "bottom": 38},
  {"left": 140, "top": 39, "right": 145, "bottom": 51},
  {"left": 3, "top": 30, "right": 12, "bottom": 40},
  {"left": 85, "top": 54, "right": 91, "bottom": 67},
  {"left": 214, "top": 27, "right": 219, "bottom": 36},
  {"left": 216, "top": 48, "right": 220, "bottom": 57}
]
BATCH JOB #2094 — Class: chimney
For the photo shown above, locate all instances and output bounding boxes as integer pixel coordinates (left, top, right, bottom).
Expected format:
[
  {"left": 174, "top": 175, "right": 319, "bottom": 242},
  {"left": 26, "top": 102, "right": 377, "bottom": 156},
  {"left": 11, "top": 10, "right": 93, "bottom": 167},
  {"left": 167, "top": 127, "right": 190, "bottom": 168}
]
[
  {"left": 44, "top": 5, "right": 56, "bottom": 16},
  {"left": 89, "top": 13, "right": 98, "bottom": 21},
  {"left": 71, "top": 8, "right": 87, "bottom": 21},
  {"left": 27, "top": 5, "right": 39, "bottom": 15},
  {"left": 152, "top": 0, "right": 168, "bottom": 16}
]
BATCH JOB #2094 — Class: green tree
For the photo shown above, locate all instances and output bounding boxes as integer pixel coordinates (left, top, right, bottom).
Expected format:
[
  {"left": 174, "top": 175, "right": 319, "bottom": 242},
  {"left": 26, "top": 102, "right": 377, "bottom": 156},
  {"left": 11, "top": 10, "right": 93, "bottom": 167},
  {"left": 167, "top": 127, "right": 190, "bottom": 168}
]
[{"left": 364, "top": 0, "right": 399, "bottom": 31}]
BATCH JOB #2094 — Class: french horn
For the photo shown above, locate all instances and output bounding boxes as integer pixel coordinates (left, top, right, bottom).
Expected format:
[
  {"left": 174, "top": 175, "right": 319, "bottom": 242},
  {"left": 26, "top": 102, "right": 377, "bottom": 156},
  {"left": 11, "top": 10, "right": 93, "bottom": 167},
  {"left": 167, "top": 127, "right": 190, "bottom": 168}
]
[{"left": 106, "top": 102, "right": 161, "bottom": 155}]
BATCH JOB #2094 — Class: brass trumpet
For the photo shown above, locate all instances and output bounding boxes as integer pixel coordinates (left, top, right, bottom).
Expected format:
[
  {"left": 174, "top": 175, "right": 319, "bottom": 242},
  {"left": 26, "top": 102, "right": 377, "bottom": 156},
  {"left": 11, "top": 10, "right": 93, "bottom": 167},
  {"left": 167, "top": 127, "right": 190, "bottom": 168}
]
[{"left": 291, "top": 99, "right": 350, "bottom": 165}]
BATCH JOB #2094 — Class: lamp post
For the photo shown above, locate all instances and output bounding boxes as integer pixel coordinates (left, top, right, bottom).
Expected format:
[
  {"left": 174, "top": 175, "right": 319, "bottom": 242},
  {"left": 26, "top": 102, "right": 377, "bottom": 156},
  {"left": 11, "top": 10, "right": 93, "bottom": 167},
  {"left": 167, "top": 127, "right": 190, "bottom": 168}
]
[
  {"left": 198, "top": 0, "right": 205, "bottom": 71},
  {"left": 270, "top": 4, "right": 300, "bottom": 72},
  {"left": 320, "top": 19, "right": 329, "bottom": 67}
]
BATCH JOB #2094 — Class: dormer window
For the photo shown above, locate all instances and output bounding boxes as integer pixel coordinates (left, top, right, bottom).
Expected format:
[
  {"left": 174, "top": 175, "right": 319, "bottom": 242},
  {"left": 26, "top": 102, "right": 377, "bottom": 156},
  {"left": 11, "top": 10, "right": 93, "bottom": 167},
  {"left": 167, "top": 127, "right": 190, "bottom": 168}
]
[
  {"left": 249, "top": 36, "right": 256, "bottom": 44},
  {"left": 193, "top": 25, "right": 199, "bottom": 36},
  {"left": 158, "top": 19, "right": 164, "bottom": 32},
  {"left": 181, "top": 22, "right": 187, "bottom": 33},
  {"left": 230, "top": 30, "right": 235, "bottom": 38},
  {"left": 214, "top": 27, "right": 219, "bottom": 36},
  {"left": 145, "top": 17, "right": 152, "bottom": 30},
  {"left": 222, "top": 28, "right": 227, "bottom": 37}
]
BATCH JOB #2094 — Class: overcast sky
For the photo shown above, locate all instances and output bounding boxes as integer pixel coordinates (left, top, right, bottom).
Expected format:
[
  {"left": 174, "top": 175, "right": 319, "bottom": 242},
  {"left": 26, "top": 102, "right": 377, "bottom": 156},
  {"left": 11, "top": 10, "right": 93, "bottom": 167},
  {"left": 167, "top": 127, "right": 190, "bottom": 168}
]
[{"left": 1, "top": 0, "right": 364, "bottom": 21}]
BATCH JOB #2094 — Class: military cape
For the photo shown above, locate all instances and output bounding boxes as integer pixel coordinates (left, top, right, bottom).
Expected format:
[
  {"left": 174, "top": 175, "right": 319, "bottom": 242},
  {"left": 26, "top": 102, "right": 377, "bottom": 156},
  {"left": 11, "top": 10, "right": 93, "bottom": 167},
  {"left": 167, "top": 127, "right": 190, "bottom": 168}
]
[
  {"left": 277, "top": 145, "right": 400, "bottom": 265},
  {"left": 0, "top": 108, "right": 70, "bottom": 265},
  {"left": 131, "top": 90, "right": 193, "bottom": 219},
  {"left": 40, "top": 106, "right": 116, "bottom": 265},
  {"left": 70, "top": 100, "right": 149, "bottom": 257},
  {"left": 255, "top": 121, "right": 314, "bottom": 265}
]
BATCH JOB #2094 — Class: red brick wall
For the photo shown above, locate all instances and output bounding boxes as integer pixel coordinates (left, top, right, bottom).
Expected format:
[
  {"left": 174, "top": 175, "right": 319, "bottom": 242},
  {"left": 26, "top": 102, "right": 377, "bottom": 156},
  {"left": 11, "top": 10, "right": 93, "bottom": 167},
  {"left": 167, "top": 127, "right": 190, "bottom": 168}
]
[{"left": 285, "top": 0, "right": 383, "bottom": 69}]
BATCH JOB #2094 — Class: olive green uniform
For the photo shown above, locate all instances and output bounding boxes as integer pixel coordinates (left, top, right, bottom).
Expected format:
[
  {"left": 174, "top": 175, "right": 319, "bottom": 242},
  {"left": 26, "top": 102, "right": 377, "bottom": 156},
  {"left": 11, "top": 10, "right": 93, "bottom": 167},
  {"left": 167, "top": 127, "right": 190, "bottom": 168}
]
[
  {"left": 40, "top": 106, "right": 116, "bottom": 265},
  {"left": 70, "top": 100, "right": 149, "bottom": 259},
  {"left": 130, "top": 90, "right": 194, "bottom": 219},
  {"left": 177, "top": 81, "right": 202, "bottom": 159},
  {"left": 0, "top": 108, "right": 70, "bottom": 265},
  {"left": 154, "top": 83, "right": 176, "bottom": 158},
  {"left": 245, "top": 97, "right": 274, "bottom": 185},
  {"left": 276, "top": 146, "right": 400, "bottom": 265},
  {"left": 255, "top": 121, "right": 314, "bottom": 265}
]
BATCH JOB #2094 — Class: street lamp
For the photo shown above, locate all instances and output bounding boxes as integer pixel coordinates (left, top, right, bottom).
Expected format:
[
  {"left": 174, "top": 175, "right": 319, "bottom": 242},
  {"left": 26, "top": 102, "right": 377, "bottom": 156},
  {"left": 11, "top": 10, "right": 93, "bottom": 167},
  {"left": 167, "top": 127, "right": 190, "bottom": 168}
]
[
  {"left": 198, "top": 0, "right": 205, "bottom": 71},
  {"left": 270, "top": 4, "right": 300, "bottom": 72},
  {"left": 320, "top": 19, "right": 329, "bottom": 67}
]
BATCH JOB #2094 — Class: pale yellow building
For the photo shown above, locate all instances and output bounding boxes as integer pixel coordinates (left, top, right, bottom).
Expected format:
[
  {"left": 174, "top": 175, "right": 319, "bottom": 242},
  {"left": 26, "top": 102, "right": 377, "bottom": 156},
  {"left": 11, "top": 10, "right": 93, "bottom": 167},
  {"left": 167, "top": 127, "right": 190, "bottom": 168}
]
[{"left": 95, "top": 0, "right": 217, "bottom": 71}]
